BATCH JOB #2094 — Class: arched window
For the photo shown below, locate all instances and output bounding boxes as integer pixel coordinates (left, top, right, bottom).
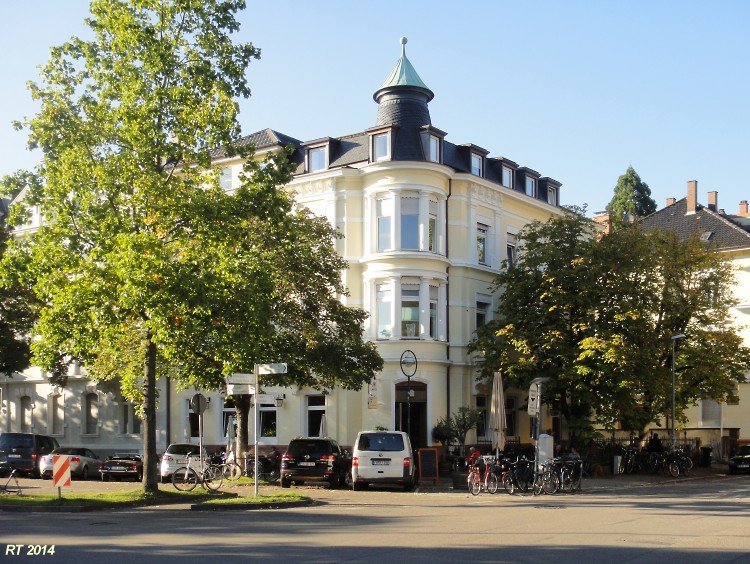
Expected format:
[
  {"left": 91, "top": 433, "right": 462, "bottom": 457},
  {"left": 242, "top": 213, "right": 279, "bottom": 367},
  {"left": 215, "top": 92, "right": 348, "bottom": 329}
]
[
  {"left": 49, "top": 393, "right": 64, "bottom": 435},
  {"left": 20, "top": 396, "right": 32, "bottom": 433},
  {"left": 85, "top": 392, "right": 99, "bottom": 435}
]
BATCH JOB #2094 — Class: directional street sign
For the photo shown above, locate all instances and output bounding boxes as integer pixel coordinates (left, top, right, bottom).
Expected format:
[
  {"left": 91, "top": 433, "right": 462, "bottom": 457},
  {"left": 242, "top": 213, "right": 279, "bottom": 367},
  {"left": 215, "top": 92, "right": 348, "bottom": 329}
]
[
  {"left": 257, "top": 363, "right": 288, "bottom": 375},
  {"left": 255, "top": 393, "right": 274, "bottom": 404},
  {"left": 227, "top": 373, "right": 256, "bottom": 385},
  {"left": 226, "top": 384, "right": 255, "bottom": 396}
]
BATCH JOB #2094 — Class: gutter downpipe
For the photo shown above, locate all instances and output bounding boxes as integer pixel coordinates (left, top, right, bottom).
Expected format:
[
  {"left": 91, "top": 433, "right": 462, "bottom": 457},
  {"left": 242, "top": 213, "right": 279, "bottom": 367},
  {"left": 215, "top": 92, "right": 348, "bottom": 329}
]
[{"left": 445, "top": 178, "right": 452, "bottom": 419}]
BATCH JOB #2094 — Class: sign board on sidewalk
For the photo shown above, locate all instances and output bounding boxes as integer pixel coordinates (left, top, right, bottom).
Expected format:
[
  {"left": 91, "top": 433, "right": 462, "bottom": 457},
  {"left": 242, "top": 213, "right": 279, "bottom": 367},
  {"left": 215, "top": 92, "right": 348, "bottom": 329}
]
[{"left": 53, "top": 455, "right": 71, "bottom": 487}]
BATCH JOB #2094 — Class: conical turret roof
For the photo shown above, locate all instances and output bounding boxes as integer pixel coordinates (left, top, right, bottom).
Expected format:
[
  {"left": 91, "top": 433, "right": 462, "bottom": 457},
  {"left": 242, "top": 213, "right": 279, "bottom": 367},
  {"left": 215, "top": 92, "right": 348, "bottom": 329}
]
[{"left": 374, "top": 37, "right": 434, "bottom": 101}]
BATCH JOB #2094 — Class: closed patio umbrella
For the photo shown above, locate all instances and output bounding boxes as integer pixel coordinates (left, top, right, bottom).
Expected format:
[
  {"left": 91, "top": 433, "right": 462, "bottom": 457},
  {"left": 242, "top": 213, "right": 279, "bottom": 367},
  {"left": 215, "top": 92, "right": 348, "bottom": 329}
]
[{"left": 489, "top": 372, "right": 506, "bottom": 457}]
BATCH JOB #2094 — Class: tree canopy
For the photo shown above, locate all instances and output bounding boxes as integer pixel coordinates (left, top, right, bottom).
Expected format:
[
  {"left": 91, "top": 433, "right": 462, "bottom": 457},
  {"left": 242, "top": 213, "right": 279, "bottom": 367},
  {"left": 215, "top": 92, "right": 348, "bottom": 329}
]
[
  {"left": 605, "top": 166, "right": 657, "bottom": 224},
  {"left": 1, "top": 0, "right": 381, "bottom": 491},
  {"left": 0, "top": 224, "right": 39, "bottom": 376},
  {"left": 471, "top": 208, "right": 749, "bottom": 442}
]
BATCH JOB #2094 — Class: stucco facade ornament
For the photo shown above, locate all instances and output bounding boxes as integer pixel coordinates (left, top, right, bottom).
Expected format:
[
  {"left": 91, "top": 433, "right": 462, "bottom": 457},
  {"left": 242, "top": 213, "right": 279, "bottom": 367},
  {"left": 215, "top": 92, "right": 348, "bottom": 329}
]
[
  {"left": 469, "top": 183, "right": 502, "bottom": 207},
  {"left": 294, "top": 178, "right": 336, "bottom": 198}
]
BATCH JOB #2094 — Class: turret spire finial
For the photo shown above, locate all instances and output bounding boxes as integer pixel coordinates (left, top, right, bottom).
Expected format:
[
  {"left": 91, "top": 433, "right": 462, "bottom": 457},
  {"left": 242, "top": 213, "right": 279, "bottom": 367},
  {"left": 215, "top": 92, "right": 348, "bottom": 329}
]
[{"left": 400, "top": 36, "right": 407, "bottom": 57}]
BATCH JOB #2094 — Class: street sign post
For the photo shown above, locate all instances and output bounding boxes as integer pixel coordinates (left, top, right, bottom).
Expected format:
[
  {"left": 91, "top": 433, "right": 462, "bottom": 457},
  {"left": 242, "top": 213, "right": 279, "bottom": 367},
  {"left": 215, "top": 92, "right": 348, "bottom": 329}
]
[{"left": 252, "top": 362, "right": 288, "bottom": 496}]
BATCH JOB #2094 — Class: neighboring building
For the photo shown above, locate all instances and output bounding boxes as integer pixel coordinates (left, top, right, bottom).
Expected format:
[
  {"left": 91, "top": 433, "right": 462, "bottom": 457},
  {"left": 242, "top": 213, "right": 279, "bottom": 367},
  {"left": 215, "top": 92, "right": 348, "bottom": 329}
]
[
  {"left": 636, "top": 180, "right": 750, "bottom": 457},
  {"left": 0, "top": 40, "right": 563, "bottom": 455}
]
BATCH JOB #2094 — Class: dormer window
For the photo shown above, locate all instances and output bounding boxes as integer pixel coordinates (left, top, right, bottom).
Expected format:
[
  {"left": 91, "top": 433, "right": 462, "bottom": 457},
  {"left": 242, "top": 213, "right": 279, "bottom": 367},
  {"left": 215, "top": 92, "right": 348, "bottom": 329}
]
[
  {"left": 547, "top": 186, "right": 557, "bottom": 206},
  {"left": 372, "top": 132, "right": 390, "bottom": 161},
  {"left": 502, "top": 166, "right": 513, "bottom": 188},
  {"left": 429, "top": 135, "right": 440, "bottom": 163},
  {"left": 525, "top": 177, "right": 536, "bottom": 197},
  {"left": 308, "top": 146, "right": 327, "bottom": 172},
  {"left": 471, "top": 154, "right": 483, "bottom": 177}
]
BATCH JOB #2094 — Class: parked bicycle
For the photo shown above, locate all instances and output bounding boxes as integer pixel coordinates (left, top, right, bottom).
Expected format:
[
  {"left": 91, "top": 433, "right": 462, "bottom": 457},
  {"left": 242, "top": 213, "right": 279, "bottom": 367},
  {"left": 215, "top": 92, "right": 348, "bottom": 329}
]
[
  {"left": 532, "top": 458, "right": 560, "bottom": 496},
  {"left": 619, "top": 446, "right": 642, "bottom": 474},
  {"left": 1, "top": 468, "right": 22, "bottom": 496},
  {"left": 467, "top": 456, "right": 499, "bottom": 495},
  {"left": 172, "top": 453, "right": 223, "bottom": 492},
  {"left": 210, "top": 451, "right": 242, "bottom": 481},
  {"left": 244, "top": 452, "right": 280, "bottom": 483},
  {"left": 502, "top": 454, "right": 534, "bottom": 495}
]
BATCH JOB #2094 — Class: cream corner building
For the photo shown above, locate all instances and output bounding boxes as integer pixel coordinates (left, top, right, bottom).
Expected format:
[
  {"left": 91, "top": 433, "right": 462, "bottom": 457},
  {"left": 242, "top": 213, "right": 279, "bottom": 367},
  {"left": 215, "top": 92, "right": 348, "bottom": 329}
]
[{"left": 1, "top": 40, "right": 563, "bottom": 454}]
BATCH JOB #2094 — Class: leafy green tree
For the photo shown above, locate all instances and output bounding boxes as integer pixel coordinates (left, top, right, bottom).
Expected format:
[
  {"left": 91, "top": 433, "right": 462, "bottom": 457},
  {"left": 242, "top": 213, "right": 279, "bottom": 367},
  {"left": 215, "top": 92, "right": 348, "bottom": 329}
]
[
  {"left": 471, "top": 209, "right": 749, "bottom": 441},
  {"left": 1, "top": 0, "right": 381, "bottom": 492},
  {"left": 605, "top": 166, "right": 657, "bottom": 224}
]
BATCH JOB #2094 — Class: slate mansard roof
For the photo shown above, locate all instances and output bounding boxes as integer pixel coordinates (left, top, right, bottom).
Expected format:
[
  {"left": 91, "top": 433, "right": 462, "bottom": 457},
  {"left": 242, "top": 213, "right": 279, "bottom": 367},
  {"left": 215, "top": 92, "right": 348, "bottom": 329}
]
[{"left": 229, "top": 39, "right": 562, "bottom": 205}]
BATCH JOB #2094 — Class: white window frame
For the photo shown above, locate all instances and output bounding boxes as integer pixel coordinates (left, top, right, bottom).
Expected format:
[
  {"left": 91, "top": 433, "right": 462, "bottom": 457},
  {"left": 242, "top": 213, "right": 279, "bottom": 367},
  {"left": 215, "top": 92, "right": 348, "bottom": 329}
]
[
  {"left": 258, "top": 403, "right": 278, "bottom": 444},
  {"left": 306, "top": 395, "right": 327, "bottom": 437},
  {"left": 502, "top": 166, "right": 513, "bottom": 188},
  {"left": 477, "top": 223, "right": 489, "bottom": 266},
  {"left": 471, "top": 153, "right": 483, "bottom": 177},
  {"left": 401, "top": 284, "right": 420, "bottom": 339},
  {"left": 376, "top": 198, "right": 392, "bottom": 252},
  {"left": 308, "top": 146, "right": 327, "bottom": 172},
  {"left": 506, "top": 233, "right": 518, "bottom": 268},
  {"left": 372, "top": 132, "right": 390, "bottom": 161},
  {"left": 525, "top": 177, "right": 536, "bottom": 197},
  {"left": 547, "top": 186, "right": 557, "bottom": 206},
  {"left": 476, "top": 297, "right": 492, "bottom": 331},
  {"left": 219, "top": 167, "right": 233, "bottom": 191},
  {"left": 376, "top": 283, "right": 393, "bottom": 340},
  {"left": 400, "top": 196, "right": 420, "bottom": 250},
  {"left": 429, "top": 135, "right": 440, "bottom": 163}
]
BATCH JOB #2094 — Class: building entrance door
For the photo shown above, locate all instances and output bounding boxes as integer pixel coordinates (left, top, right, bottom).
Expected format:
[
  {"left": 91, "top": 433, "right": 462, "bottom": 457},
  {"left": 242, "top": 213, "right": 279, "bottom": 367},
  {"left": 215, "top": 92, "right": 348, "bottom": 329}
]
[{"left": 395, "top": 381, "right": 427, "bottom": 450}]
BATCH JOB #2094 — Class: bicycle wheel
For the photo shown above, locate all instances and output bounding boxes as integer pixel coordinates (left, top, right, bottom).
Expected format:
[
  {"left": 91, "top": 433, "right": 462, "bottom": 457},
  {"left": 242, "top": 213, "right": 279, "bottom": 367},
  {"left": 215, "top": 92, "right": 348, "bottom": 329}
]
[
  {"left": 485, "top": 472, "right": 499, "bottom": 494},
  {"left": 625, "top": 456, "right": 635, "bottom": 474},
  {"left": 203, "top": 464, "right": 223, "bottom": 491},
  {"left": 542, "top": 470, "right": 560, "bottom": 494},
  {"left": 668, "top": 462, "right": 680, "bottom": 478},
  {"left": 172, "top": 467, "right": 198, "bottom": 491},
  {"left": 468, "top": 471, "right": 482, "bottom": 496},
  {"left": 561, "top": 469, "right": 573, "bottom": 493},
  {"left": 683, "top": 456, "right": 694, "bottom": 472},
  {"left": 533, "top": 474, "right": 544, "bottom": 496},
  {"left": 503, "top": 474, "right": 515, "bottom": 495},
  {"left": 222, "top": 462, "right": 242, "bottom": 481}
]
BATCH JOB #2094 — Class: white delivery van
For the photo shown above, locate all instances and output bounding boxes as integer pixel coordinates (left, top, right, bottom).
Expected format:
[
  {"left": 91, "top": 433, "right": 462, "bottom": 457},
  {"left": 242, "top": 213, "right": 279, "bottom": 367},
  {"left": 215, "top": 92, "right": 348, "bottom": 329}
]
[{"left": 351, "top": 430, "right": 415, "bottom": 491}]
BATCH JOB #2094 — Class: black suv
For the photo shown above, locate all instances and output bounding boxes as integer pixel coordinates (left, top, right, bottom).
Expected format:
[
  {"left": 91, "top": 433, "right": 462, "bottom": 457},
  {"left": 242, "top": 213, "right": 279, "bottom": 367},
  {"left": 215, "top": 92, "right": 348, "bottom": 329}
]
[
  {"left": 0, "top": 433, "right": 60, "bottom": 477},
  {"left": 281, "top": 437, "right": 351, "bottom": 489}
]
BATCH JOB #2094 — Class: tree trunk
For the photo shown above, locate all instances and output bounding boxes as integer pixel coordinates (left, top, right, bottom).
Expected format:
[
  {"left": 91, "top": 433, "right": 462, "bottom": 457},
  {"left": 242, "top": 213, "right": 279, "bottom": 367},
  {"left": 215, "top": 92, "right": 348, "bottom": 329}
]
[
  {"left": 234, "top": 394, "right": 252, "bottom": 469},
  {"left": 142, "top": 337, "right": 158, "bottom": 493}
]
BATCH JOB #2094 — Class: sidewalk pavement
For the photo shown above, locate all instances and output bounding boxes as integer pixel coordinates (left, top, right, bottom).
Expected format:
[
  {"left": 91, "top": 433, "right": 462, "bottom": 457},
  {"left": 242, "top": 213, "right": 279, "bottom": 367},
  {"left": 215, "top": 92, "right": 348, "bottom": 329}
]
[{"left": 414, "top": 462, "right": 731, "bottom": 494}]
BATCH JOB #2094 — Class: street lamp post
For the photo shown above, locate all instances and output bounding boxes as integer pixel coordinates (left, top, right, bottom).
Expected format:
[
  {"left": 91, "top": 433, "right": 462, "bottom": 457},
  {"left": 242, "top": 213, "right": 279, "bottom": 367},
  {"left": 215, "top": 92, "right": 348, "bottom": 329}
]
[
  {"left": 671, "top": 334, "right": 686, "bottom": 450},
  {"left": 400, "top": 350, "right": 417, "bottom": 439}
]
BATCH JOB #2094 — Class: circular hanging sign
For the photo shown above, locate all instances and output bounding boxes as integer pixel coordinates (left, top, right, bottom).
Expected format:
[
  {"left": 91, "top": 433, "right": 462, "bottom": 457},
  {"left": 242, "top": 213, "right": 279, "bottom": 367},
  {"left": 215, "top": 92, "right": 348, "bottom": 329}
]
[{"left": 400, "top": 350, "right": 417, "bottom": 378}]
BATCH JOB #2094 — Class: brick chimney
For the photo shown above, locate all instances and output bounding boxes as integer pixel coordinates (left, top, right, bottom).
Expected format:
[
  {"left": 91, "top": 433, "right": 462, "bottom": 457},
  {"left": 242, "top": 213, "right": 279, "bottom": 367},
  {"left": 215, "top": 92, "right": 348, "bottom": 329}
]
[
  {"left": 707, "top": 191, "right": 718, "bottom": 212},
  {"left": 686, "top": 180, "right": 698, "bottom": 214},
  {"left": 666, "top": 197, "right": 676, "bottom": 207},
  {"left": 740, "top": 200, "right": 750, "bottom": 217}
]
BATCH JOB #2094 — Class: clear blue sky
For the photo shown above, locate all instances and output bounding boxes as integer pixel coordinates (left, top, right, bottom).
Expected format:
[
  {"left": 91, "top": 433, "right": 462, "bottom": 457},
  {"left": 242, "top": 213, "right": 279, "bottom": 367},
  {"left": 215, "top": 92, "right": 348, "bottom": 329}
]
[{"left": 2, "top": 1, "right": 749, "bottom": 216}]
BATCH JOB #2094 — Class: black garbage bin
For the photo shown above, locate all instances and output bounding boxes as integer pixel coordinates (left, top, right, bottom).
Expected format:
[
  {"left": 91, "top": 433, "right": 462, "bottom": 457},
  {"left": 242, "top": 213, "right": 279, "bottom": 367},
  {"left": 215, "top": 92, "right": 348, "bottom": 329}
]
[{"left": 700, "top": 446, "right": 712, "bottom": 467}]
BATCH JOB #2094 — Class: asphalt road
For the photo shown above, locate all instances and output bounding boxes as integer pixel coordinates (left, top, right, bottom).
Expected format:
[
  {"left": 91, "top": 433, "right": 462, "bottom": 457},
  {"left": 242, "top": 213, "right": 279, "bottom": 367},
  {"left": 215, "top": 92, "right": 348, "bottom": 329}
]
[{"left": 2, "top": 473, "right": 750, "bottom": 563}]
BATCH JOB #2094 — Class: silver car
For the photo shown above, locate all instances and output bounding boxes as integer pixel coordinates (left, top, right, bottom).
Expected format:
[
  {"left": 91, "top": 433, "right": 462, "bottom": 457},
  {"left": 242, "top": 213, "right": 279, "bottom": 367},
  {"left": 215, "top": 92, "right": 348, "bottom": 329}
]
[
  {"left": 40, "top": 447, "right": 101, "bottom": 480},
  {"left": 160, "top": 443, "right": 207, "bottom": 482}
]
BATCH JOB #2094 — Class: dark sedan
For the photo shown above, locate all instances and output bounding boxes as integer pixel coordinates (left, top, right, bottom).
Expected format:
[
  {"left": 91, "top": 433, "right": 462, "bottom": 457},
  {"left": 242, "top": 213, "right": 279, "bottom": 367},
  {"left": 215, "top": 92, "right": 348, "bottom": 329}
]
[
  {"left": 728, "top": 445, "right": 750, "bottom": 475},
  {"left": 100, "top": 454, "right": 143, "bottom": 482}
]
